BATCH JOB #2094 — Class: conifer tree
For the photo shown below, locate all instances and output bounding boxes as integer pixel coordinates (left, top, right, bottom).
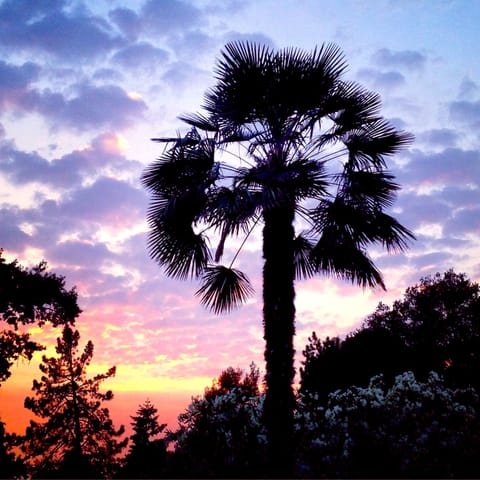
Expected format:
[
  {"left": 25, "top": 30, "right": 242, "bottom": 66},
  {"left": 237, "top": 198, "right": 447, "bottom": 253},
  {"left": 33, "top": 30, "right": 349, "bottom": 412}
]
[
  {"left": 121, "top": 399, "right": 167, "bottom": 478},
  {"left": 20, "top": 325, "right": 127, "bottom": 478}
]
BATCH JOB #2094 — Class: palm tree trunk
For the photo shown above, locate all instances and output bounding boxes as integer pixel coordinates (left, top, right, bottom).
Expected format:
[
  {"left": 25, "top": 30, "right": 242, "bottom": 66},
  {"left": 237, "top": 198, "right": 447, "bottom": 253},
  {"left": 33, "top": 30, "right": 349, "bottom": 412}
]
[{"left": 262, "top": 204, "right": 296, "bottom": 477}]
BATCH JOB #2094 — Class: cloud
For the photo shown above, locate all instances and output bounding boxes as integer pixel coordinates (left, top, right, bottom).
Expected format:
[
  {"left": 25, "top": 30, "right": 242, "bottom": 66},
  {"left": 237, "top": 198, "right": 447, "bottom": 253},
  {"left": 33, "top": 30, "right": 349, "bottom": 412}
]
[
  {"left": 445, "top": 206, "right": 480, "bottom": 236},
  {"left": 372, "top": 48, "right": 427, "bottom": 71},
  {"left": 357, "top": 68, "right": 405, "bottom": 90},
  {"left": 0, "top": 133, "right": 141, "bottom": 189},
  {"left": 162, "top": 62, "right": 211, "bottom": 91},
  {"left": 50, "top": 240, "right": 115, "bottom": 267},
  {"left": 417, "top": 128, "right": 460, "bottom": 149},
  {"left": 458, "top": 77, "right": 479, "bottom": 100},
  {"left": 399, "top": 148, "right": 480, "bottom": 188},
  {"left": 140, "top": 0, "right": 204, "bottom": 36},
  {"left": 222, "top": 31, "right": 275, "bottom": 49},
  {"left": 0, "top": 141, "right": 84, "bottom": 188},
  {"left": 0, "top": 1, "right": 124, "bottom": 62},
  {"left": 398, "top": 191, "right": 452, "bottom": 229},
  {"left": 59, "top": 176, "right": 147, "bottom": 225},
  {"left": 0, "top": 207, "right": 31, "bottom": 251},
  {"left": 109, "top": 7, "right": 141, "bottom": 41},
  {"left": 0, "top": 0, "right": 64, "bottom": 27},
  {"left": 32, "top": 83, "right": 147, "bottom": 131},
  {"left": 0, "top": 61, "right": 40, "bottom": 111},
  {"left": 111, "top": 42, "right": 169, "bottom": 71},
  {"left": 449, "top": 99, "right": 480, "bottom": 128}
]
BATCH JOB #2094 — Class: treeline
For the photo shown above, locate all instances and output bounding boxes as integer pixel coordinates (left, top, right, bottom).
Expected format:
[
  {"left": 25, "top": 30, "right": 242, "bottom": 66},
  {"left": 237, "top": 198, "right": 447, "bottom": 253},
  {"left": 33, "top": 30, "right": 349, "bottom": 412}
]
[{"left": 2, "top": 251, "right": 480, "bottom": 478}]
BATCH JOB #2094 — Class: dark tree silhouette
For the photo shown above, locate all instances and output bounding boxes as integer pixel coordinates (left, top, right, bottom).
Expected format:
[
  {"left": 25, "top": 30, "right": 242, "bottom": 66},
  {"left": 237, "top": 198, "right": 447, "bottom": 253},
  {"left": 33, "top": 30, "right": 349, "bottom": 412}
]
[
  {"left": 364, "top": 269, "right": 480, "bottom": 388},
  {"left": 205, "top": 362, "right": 260, "bottom": 400},
  {"left": 300, "top": 270, "right": 480, "bottom": 400},
  {"left": 20, "top": 325, "right": 127, "bottom": 478},
  {"left": 0, "top": 420, "right": 25, "bottom": 478},
  {"left": 0, "top": 249, "right": 80, "bottom": 384},
  {"left": 142, "top": 41, "right": 414, "bottom": 476},
  {"left": 120, "top": 399, "right": 167, "bottom": 478},
  {"left": 300, "top": 330, "right": 409, "bottom": 401}
]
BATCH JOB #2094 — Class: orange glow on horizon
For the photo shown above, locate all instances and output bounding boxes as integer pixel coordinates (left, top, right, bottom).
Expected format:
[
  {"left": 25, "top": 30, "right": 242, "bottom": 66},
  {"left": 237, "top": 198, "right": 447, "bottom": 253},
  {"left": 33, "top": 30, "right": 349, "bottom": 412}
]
[{"left": 0, "top": 359, "right": 211, "bottom": 436}]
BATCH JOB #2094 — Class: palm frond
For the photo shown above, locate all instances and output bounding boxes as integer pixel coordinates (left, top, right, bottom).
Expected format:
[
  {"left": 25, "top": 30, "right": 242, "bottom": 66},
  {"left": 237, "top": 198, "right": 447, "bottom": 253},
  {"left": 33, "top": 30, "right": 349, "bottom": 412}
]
[
  {"left": 293, "top": 234, "right": 316, "bottom": 280},
  {"left": 204, "top": 41, "right": 351, "bottom": 137},
  {"left": 344, "top": 118, "right": 414, "bottom": 169},
  {"left": 146, "top": 218, "right": 210, "bottom": 280},
  {"left": 178, "top": 112, "right": 219, "bottom": 132},
  {"left": 336, "top": 169, "right": 400, "bottom": 209},
  {"left": 196, "top": 266, "right": 254, "bottom": 314},
  {"left": 203, "top": 186, "right": 261, "bottom": 236},
  {"left": 309, "top": 195, "right": 414, "bottom": 253},
  {"left": 141, "top": 133, "right": 216, "bottom": 196},
  {"left": 235, "top": 158, "right": 328, "bottom": 211},
  {"left": 311, "top": 233, "right": 385, "bottom": 289},
  {"left": 368, "top": 211, "right": 416, "bottom": 252},
  {"left": 151, "top": 127, "right": 202, "bottom": 147}
]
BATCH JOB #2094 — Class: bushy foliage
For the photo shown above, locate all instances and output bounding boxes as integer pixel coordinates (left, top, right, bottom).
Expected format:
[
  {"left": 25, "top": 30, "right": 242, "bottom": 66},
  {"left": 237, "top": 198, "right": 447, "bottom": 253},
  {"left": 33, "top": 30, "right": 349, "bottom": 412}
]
[
  {"left": 167, "top": 364, "right": 266, "bottom": 477},
  {"left": 296, "top": 371, "right": 480, "bottom": 478}
]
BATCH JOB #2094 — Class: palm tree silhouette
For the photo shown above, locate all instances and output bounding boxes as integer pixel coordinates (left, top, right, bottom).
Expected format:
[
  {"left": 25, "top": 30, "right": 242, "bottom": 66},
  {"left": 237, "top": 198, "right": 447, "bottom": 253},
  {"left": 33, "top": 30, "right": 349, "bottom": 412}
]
[{"left": 142, "top": 41, "right": 414, "bottom": 476}]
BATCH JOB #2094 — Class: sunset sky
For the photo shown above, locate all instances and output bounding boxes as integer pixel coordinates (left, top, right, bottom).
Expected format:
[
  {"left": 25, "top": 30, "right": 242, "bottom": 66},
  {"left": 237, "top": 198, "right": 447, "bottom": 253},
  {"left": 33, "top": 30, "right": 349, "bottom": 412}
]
[{"left": 1, "top": 0, "right": 479, "bottom": 438}]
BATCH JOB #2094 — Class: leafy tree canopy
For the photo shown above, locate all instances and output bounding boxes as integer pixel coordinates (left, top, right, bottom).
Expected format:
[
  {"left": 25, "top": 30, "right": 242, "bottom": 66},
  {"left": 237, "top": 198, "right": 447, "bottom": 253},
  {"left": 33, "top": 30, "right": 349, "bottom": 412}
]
[
  {"left": 300, "top": 270, "right": 480, "bottom": 399},
  {"left": 0, "top": 249, "right": 81, "bottom": 384}
]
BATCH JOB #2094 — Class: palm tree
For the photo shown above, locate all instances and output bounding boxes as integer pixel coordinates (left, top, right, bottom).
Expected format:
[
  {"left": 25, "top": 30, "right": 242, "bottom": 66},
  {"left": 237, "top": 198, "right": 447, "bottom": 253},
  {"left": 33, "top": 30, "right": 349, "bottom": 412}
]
[{"left": 142, "top": 41, "right": 414, "bottom": 476}]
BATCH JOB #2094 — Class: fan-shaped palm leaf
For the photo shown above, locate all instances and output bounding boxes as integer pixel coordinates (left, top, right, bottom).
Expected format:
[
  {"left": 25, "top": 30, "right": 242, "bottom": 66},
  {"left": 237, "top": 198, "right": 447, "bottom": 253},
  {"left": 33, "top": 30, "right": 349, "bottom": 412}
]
[
  {"left": 309, "top": 197, "right": 414, "bottom": 252},
  {"left": 196, "top": 266, "right": 254, "bottom": 314},
  {"left": 146, "top": 218, "right": 210, "bottom": 280},
  {"left": 337, "top": 169, "right": 400, "bottom": 209},
  {"left": 311, "top": 232, "right": 385, "bottom": 289},
  {"left": 293, "top": 234, "right": 316, "bottom": 280},
  {"left": 344, "top": 119, "right": 414, "bottom": 169},
  {"left": 141, "top": 135, "right": 216, "bottom": 196}
]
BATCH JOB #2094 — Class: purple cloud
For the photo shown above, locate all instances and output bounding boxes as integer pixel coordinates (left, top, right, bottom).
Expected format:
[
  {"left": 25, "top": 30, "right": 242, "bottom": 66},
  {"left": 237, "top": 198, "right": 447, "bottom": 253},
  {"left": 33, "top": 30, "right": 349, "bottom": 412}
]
[
  {"left": 50, "top": 240, "right": 115, "bottom": 267},
  {"left": 140, "top": 0, "right": 204, "bottom": 36},
  {"left": 0, "top": 207, "right": 30, "bottom": 251},
  {"left": 0, "top": 61, "right": 40, "bottom": 111},
  {"left": 372, "top": 48, "right": 427, "bottom": 71},
  {"left": 0, "top": 132, "right": 141, "bottom": 189},
  {"left": 0, "top": 1, "right": 124, "bottom": 62},
  {"left": 111, "top": 42, "right": 169, "bottom": 70},
  {"left": 449, "top": 99, "right": 480, "bottom": 128},
  {"left": 59, "top": 176, "right": 147, "bottom": 224},
  {"left": 417, "top": 128, "right": 460, "bottom": 148},
  {"left": 458, "top": 77, "right": 479, "bottom": 100},
  {"left": 398, "top": 192, "right": 452, "bottom": 229},
  {"left": 445, "top": 206, "right": 480, "bottom": 236},
  {"left": 357, "top": 68, "right": 406, "bottom": 90},
  {"left": 33, "top": 83, "right": 147, "bottom": 131},
  {"left": 109, "top": 7, "right": 141, "bottom": 41},
  {"left": 399, "top": 148, "right": 480, "bottom": 188},
  {"left": 0, "top": 142, "right": 84, "bottom": 188}
]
